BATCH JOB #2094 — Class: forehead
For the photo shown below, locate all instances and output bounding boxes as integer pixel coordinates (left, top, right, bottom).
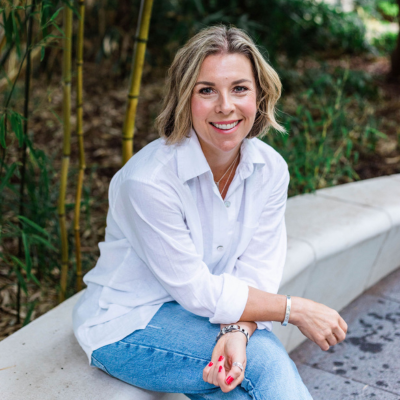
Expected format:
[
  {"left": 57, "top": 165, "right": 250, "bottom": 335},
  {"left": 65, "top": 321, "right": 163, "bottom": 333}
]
[{"left": 197, "top": 53, "right": 255, "bottom": 83}]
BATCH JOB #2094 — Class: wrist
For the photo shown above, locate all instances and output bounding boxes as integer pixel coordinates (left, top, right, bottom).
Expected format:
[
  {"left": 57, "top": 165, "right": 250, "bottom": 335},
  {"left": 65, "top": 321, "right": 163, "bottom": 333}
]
[
  {"left": 220, "top": 321, "right": 256, "bottom": 337},
  {"left": 288, "top": 296, "right": 303, "bottom": 326}
]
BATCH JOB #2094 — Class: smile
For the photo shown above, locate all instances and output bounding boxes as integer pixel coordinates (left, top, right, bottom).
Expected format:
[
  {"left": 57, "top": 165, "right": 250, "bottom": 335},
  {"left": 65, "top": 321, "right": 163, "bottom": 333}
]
[{"left": 209, "top": 120, "right": 242, "bottom": 133}]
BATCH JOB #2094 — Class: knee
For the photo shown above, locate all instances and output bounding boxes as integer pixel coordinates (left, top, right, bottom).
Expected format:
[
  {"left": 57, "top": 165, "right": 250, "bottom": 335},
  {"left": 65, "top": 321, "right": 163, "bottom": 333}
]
[{"left": 243, "top": 331, "right": 311, "bottom": 399}]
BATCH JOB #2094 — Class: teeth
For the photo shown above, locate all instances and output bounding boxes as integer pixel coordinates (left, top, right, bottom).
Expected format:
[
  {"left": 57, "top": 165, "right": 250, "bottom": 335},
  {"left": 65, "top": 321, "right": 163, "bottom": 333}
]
[{"left": 211, "top": 121, "right": 239, "bottom": 130}]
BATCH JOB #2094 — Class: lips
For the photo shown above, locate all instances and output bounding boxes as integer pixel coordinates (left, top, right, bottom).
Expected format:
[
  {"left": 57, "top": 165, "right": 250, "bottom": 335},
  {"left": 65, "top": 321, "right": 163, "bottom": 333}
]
[
  {"left": 210, "top": 119, "right": 243, "bottom": 134},
  {"left": 209, "top": 119, "right": 242, "bottom": 131}
]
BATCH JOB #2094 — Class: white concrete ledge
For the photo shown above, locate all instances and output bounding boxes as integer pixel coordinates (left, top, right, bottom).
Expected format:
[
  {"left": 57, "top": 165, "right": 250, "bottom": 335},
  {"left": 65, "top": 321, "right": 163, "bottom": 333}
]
[
  {"left": 1, "top": 174, "right": 399, "bottom": 399},
  {"left": 274, "top": 174, "right": 400, "bottom": 352}
]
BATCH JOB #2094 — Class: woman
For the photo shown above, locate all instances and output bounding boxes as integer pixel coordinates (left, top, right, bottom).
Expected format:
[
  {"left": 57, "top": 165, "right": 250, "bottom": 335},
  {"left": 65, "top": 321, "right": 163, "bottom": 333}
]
[{"left": 72, "top": 25, "right": 347, "bottom": 399}]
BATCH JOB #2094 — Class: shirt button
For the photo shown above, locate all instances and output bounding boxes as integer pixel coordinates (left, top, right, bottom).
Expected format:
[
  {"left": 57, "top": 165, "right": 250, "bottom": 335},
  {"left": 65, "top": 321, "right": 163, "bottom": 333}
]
[
  {"left": 224, "top": 201, "right": 231, "bottom": 208},
  {"left": 217, "top": 246, "right": 224, "bottom": 252}
]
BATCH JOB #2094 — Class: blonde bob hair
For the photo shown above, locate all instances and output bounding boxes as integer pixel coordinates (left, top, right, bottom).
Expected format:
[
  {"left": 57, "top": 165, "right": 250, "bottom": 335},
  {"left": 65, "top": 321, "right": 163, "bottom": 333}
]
[{"left": 155, "top": 24, "right": 286, "bottom": 145}]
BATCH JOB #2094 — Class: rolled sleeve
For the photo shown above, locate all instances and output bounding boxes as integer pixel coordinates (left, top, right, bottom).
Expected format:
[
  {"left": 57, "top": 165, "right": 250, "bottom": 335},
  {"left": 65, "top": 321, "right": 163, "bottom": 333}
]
[
  {"left": 209, "top": 274, "right": 249, "bottom": 324},
  {"left": 232, "top": 164, "right": 290, "bottom": 330},
  {"left": 111, "top": 177, "right": 248, "bottom": 324}
]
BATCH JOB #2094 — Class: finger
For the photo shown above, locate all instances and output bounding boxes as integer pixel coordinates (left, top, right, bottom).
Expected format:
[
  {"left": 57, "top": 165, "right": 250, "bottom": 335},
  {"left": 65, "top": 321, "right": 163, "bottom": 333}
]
[
  {"left": 317, "top": 337, "right": 330, "bottom": 351},
  {"left": 217, "top": 363, "right": 243, "bottom": 392},
  {"left": 211, "top": 355, "right": 225, "bottom": 386},
  {"left": 225, "top": 365, "right": 243, "bottom": 386},
  {"left": 339, "top": 316, "right": 348, "bottom": 334},
  {"left": 203, "top": 360, "right": 214, "bottom": 383},
  {"left": 333, "top": 327, "right": 346, "bottom": 343},
  {"left": 325, "top": 332, "right": 338, "bottom": 347}
]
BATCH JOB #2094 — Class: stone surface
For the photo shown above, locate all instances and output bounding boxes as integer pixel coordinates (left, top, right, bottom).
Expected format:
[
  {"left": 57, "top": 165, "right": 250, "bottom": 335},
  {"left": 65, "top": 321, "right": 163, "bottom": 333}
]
[
  {"left": 318, "top": 175, "right": 400, "bottom": 226},
  {"left": 367, "top": 226, "right": 400, "bottom": 287},
  {"left": 0, "top": 292, "right": 187, "bottom": 400},
  {"left": 365, "top": 267, "right": 400, "bottom": 304},
  {"left": 281, "top": 236, "right": 315, "bottom": 286},
  {"left": 291, "top": 267, "right": 400, "bottom": 399},
  {"left": 302, "top": 233, "right": 387, "bottom": 311},
  {"left": 297, "top": 364, "right": 400, "bottom": 399},
  {"left": 285, "top": 193, "right": 391, "bottom": 261}
]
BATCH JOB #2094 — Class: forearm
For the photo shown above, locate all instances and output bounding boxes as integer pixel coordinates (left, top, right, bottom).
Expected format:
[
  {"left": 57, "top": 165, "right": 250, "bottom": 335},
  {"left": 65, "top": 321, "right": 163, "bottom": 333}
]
[{"left": 238, "top": 286, "right": 301, "bottom": 326}]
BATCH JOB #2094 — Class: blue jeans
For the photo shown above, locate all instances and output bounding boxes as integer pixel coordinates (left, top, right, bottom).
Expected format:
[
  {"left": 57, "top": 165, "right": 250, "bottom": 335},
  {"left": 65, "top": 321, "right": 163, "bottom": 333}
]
[{"left": 91, "top": 301, "right": 313, "bottom": 399}]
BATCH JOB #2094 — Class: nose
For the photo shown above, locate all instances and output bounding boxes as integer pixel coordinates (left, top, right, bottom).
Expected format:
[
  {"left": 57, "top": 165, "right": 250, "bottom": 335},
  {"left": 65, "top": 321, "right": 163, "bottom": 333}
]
[{"left": 215, "top": 91, "right": 234, "bottom": 115}]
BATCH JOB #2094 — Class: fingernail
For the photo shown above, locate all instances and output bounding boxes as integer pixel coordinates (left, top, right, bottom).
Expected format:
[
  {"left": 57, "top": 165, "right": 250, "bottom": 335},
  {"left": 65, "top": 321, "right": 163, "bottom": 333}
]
[
  {"left": 208, "top": 362, "right": 213, "bottom": 367},
  {"left": 218, "top": 365, "right": 223, "bottom": 373},
  {"left": 226, "top": 376, "right": 234, "bottom": 385},
  {"left": 218, "top": 355, "right": 224, "bottom": 362}
]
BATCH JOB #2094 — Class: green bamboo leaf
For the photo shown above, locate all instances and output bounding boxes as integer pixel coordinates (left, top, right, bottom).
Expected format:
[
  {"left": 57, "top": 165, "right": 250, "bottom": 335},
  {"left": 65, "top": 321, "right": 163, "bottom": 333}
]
[
  {"left": 30, "top": 273, "right": 41, "bottom": 287},
  {"left": 40, "top": 45, "right": 45, "bottom": 61},
  {"left": 23, "top": 301, "right": 37, "bottom": 327},
  {"left": 0, "top": 114, "right": 6, "bottom": 148},
  {"left": 0, "top": 162, "right": 17, "bottom": 192},
  {"left": 3, "top": 10, "right": 13, "bottom": 45},
  {"left": 50, "top": 108, "right": 63, "bottom": 124},
  {"left": 51, "top": 21, "right": 66, "bottom": 37},
  {"left": 22, "top": 232, "right": 32, "bottom": 279},
  {"left": 11, "top": 10, "right": 21, "bottom": 58},
  {"left": 49, "top": 7, "right": 63, "bottom": 22},
  {"left": 30, "top": 233, "right": 57, "bottom": 251},
  {"left": 10, "top": 112, "right": 24, "bottom": 147},
  {"left": 10, "top": 256, "right": 28, "bottom": 295},
  {"left": 18, "top": 216, "right": 50, "bottom": 237}
]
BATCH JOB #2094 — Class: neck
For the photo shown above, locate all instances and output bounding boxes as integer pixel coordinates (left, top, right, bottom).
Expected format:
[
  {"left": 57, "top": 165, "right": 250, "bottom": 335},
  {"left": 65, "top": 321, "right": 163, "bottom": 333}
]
[{"left": 196, "top": 136, "right": 241, "bottom": 182}]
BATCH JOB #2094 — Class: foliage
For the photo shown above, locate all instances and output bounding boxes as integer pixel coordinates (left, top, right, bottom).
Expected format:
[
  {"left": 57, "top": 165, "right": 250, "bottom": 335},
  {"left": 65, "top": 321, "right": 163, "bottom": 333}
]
[
  {"left": 372, "top": 30, "right": 398, "bottom": 54},
  {"left": 264, "top": 67, "right": 384, "bottom": 197}
]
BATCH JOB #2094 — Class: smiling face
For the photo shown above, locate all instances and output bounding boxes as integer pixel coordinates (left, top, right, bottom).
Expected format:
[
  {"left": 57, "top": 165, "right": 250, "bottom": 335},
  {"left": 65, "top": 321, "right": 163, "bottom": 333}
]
[{"left": 190, "top": 52, "right": 258, "bottom": 161}]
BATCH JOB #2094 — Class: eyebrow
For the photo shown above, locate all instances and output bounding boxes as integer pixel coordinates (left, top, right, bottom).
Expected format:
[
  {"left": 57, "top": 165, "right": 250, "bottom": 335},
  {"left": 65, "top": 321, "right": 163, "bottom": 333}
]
[{"left": 194, "top": 79, "right": 252, "bottom": 87}]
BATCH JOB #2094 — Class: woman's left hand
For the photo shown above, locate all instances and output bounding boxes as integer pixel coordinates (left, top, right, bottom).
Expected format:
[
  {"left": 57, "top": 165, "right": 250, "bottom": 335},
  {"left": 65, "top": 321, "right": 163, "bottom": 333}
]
[{"left": 202, "top": 330, "right": 248, "bottom": 393}]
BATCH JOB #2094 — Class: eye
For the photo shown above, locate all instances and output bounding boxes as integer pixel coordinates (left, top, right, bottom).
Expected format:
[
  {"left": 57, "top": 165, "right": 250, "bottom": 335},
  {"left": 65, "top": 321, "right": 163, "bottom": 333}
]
[
  {"left": 234, "top": 86, "right": 248, "bottom": 93},
  {"left": 199, "top": 87, "right": 214, "bottom": 95}
]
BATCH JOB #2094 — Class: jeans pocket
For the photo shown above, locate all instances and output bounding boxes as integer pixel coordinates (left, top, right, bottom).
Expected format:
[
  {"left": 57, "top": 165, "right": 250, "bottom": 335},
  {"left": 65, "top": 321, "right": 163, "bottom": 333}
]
[{"left": 91, "top": 354, "right": 112, "bottom": 376}]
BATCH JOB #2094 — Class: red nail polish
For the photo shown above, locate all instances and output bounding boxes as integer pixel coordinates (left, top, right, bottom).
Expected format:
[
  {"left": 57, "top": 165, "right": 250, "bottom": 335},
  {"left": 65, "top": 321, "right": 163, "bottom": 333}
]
[
  {"left": 218, "top": 355, "right": 224, "bottom": 362},
  {"left": 218, "top": 366, "right": 223, "bottom": 372},
  {"left": 226, "top": 376, "right": 234, "bottom": 385},
  {"left": 208, "top": 362, "right": 213, "bottom": 367}
]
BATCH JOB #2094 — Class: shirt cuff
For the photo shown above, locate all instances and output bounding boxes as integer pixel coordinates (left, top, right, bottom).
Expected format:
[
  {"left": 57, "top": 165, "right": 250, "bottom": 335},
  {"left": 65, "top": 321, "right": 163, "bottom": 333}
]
[
  {"left": 209, "top": 274, "right": 249, "bottom": 325},
  {"left": 255, "top": 320, "right": 273, "bottom": 331}
]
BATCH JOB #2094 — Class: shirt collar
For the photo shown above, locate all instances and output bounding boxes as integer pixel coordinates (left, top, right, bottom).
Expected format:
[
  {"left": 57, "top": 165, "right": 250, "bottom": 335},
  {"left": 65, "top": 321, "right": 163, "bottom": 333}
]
[{"left": 176, "top": 127, "right": 266, "bottom": 183}]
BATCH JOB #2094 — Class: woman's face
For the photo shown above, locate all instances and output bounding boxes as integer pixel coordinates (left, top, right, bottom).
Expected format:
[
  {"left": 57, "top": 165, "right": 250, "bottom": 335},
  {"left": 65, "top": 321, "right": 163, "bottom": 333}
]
[{"left": 191, "top": 52, "right": 258, "bottom": 158}]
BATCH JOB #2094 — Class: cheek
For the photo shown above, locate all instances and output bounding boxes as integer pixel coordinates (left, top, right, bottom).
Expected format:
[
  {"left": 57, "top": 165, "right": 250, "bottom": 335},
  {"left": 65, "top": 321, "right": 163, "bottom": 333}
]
[
  {"left": 240, "top": 96, "right": 257, "bottom": 119},
  {"left": 191, "top": 96, "right": 210, "bottom": 122}
]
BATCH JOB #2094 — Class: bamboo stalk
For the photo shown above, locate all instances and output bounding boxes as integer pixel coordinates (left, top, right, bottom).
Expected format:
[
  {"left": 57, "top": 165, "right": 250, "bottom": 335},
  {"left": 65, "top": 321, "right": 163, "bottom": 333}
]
[
  {"left": 122, "top": 0, "right": 154, "bottom": 165},
  {"left": 58, "top": 2, "right": 73, "bottom": 303},
  {"left": 74, "top": 0, "right": 86, "bottom": 293},
  {"left": 17, "top": 0, "right": 36, "bottom": 324}
]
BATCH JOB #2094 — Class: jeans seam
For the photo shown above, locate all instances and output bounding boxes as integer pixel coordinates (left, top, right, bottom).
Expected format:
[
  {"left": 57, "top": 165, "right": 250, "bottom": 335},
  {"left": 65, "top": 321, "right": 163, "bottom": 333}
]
[
  {"left": 118, "top": 339, "right": 210, "bottom": 363},
  {"left": 91, "top": 354, "right": 112, "bottom": 376},
  {"left": 242, "top": 375, "right": 258, "bottom": 400}
]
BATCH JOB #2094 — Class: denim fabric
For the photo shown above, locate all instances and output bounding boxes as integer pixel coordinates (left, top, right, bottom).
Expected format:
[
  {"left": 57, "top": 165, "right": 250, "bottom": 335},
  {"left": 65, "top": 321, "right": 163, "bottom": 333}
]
[{"left": 91, "top": 301, "right": 313, "bottom": 399}]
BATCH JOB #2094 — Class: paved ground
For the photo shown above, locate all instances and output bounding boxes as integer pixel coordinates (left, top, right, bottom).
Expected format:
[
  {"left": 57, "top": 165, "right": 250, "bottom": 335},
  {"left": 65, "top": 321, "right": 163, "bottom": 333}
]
[{"left": 290, "top": 266, "right": 400, "bottom": 400}]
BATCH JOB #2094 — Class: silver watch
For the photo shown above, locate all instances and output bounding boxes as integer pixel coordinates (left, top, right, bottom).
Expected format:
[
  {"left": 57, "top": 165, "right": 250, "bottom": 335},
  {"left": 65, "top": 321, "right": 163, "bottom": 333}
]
[{"left": 216, "top": 324, "right": 250, "bottom": 346}]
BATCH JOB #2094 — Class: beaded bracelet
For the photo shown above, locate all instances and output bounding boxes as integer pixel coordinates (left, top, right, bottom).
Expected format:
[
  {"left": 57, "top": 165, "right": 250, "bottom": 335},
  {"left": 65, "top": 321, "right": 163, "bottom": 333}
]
[{"left": 216, "top": 324, "right": 250, "bottom": 346}]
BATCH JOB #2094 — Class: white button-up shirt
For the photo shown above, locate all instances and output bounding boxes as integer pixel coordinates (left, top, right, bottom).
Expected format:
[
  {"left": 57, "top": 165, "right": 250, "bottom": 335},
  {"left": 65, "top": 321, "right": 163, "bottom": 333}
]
[{"left": 72, "top": 127, "right": 290, "bottom": 364}]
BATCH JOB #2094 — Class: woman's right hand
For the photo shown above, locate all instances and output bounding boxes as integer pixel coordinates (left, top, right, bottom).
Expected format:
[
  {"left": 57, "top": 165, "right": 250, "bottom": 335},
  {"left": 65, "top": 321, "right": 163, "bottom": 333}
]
[{"left": 290, "top": 296, "right": 348, "bottom": 351}]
